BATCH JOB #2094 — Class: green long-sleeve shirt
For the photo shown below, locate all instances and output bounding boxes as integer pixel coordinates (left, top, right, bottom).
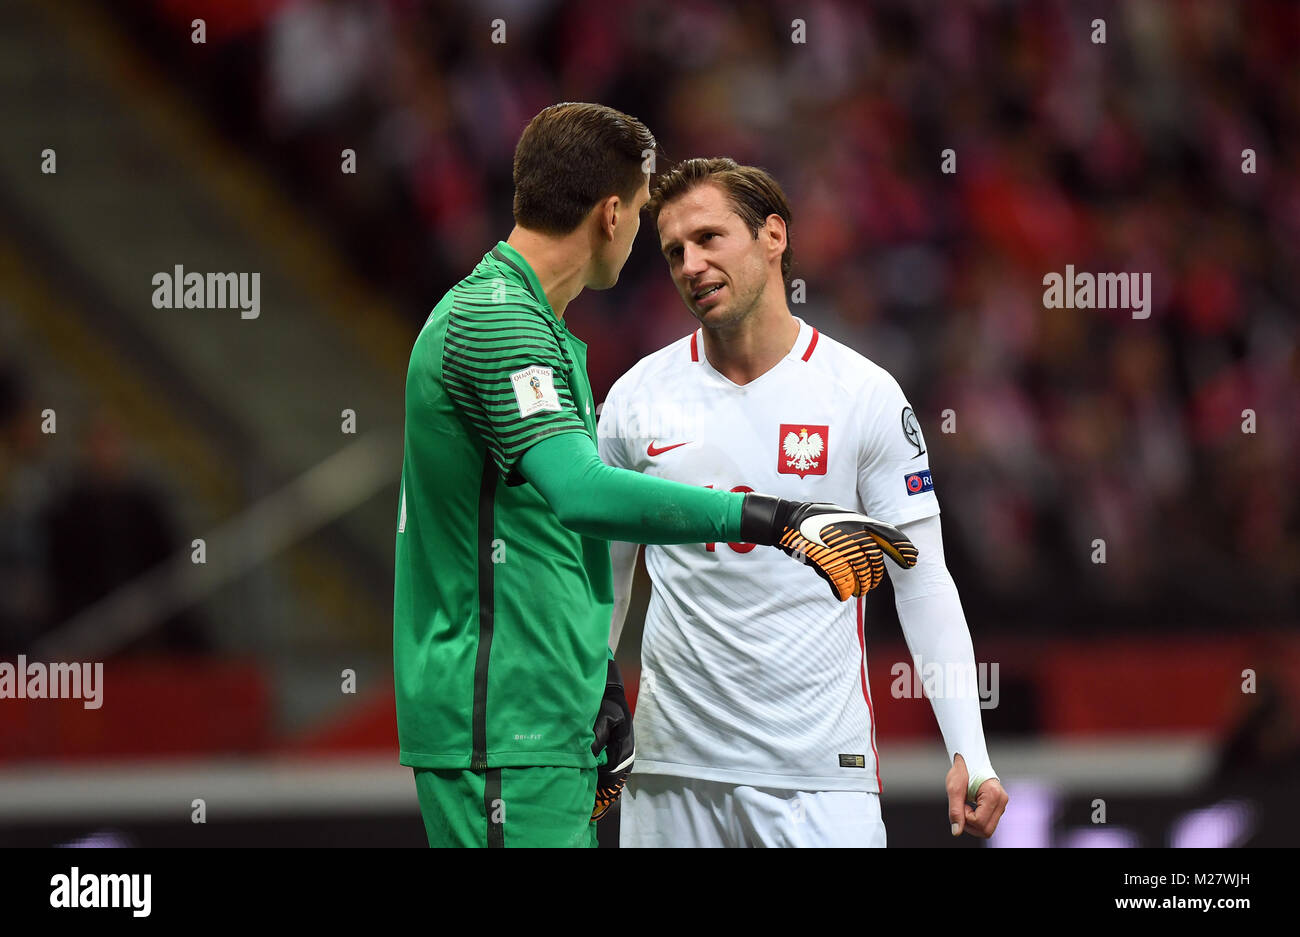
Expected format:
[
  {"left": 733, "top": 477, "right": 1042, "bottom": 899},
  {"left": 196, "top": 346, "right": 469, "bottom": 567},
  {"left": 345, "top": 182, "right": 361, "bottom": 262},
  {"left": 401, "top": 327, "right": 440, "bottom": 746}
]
[{"left": 394, "top": 241, "right": 743, "bottom": 771}]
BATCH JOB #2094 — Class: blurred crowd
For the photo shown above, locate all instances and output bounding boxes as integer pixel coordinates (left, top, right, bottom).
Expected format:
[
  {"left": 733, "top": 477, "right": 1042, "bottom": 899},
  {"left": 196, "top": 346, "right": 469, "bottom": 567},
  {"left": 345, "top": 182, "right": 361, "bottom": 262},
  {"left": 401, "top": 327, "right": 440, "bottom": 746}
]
[
  {"left": 0, "top": 363, "right": 208, "bottom": 656},
  {"left": 96, "top": 0, "right": 1300, "bottom": 632}
]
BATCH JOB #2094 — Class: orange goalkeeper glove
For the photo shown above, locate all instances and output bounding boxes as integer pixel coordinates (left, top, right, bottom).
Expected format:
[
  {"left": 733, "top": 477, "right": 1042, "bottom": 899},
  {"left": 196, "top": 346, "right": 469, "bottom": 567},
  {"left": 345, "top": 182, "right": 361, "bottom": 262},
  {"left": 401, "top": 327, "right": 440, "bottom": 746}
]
[{"left": 740, "top": 496, "right": 919, "bottom": 601}]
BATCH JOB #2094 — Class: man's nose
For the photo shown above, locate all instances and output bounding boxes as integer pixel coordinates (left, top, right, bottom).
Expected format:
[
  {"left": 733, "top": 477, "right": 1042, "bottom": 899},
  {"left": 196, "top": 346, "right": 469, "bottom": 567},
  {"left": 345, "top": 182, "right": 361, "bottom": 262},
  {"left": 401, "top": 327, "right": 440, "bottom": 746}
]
[{"left": 681, "top": 243, "right": 707, "bottom": 278}]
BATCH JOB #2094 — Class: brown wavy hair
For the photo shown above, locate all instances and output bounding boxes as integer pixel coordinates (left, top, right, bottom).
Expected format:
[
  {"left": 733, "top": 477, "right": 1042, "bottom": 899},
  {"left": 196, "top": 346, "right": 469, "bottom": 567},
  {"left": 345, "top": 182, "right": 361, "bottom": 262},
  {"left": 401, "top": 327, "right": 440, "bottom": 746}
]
[{"left": 647, "top": 157, "right": 793, "bottom": 285}]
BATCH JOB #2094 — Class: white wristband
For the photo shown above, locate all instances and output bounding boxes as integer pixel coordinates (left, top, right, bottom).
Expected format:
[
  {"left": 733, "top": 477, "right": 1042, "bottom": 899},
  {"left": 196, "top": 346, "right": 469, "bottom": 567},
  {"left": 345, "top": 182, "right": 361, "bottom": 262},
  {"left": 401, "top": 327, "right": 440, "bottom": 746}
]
[{"left": 967, "top": 772, "right": 998, "bottom": 803}]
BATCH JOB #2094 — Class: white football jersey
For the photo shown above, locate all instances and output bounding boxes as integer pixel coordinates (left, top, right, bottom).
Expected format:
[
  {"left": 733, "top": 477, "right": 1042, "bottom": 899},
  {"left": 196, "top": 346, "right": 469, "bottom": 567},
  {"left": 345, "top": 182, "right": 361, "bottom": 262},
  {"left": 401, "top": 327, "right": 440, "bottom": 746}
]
[{"left": 598, "top": 318, "right": 941, "bottom": 792}]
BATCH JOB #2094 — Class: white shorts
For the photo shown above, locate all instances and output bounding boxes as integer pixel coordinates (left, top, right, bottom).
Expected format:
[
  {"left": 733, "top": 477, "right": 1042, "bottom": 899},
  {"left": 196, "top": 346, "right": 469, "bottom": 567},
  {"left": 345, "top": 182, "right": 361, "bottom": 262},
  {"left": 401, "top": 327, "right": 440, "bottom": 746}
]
[{"left": 619, "top": 774, "right": 886, "bottom": 848}]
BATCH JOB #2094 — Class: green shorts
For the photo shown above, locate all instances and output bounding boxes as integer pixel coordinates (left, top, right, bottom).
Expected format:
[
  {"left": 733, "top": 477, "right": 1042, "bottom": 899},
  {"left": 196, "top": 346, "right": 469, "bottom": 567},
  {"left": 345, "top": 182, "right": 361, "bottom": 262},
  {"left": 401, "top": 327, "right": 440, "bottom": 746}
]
[{"left": 413, "top": 766, "right": 599, "bottom": 848}]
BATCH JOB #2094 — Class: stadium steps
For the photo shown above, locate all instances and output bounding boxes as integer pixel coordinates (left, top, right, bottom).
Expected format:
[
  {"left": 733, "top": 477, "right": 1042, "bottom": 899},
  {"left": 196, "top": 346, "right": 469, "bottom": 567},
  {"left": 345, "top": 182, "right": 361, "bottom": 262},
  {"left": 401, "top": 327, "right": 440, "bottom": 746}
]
[{"left": 0, "top": 0, "right": 409, "bottom": 667}]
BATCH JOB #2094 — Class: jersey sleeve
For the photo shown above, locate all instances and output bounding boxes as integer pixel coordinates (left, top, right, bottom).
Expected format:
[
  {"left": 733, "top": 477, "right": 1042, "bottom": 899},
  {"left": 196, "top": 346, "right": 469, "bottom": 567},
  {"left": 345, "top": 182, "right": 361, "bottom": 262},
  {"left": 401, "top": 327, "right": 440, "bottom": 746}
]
[
  {"left": 441, "top": 305, "right": 589, "bottom": 480},
  {"left": 856, "top": 370, "right": 941, "bottom": 526}
]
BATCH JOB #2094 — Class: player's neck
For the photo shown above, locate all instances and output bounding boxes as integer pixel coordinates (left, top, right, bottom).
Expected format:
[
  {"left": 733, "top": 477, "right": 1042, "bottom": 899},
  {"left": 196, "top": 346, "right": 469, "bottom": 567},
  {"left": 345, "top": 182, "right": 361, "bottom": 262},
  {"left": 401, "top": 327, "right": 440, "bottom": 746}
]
[
  {"left": 701, "top": 300, "right": 800, "bottom": 386},
  {"left": 505, "top": 226, "right": 588, "bottom": 320}
]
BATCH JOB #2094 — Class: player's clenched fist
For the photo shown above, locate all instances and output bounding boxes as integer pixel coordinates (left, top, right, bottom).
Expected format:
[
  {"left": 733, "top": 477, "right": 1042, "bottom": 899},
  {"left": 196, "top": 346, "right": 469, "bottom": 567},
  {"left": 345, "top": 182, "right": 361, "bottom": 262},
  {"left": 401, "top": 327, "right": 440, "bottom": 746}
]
[{"left": 740, "top": 495, "right": 919, "bottom": 601}]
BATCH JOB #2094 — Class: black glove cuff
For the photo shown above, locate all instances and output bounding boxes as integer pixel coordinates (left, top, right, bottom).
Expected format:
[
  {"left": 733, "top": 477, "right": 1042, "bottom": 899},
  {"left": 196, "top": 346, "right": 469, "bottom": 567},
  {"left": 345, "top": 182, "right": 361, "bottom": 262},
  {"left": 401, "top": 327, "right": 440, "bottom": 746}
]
[
  {"left": 606, "top": 657, "right": 623, "bottom": 691},
  {"left": 740, "top": 493, "right": 786, "bottom": 545}
]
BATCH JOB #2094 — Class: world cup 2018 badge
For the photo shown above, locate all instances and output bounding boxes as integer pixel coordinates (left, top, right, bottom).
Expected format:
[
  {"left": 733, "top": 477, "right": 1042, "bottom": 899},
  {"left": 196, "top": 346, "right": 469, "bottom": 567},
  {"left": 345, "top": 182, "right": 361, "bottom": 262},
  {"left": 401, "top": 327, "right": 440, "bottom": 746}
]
[
  {"left": 511, "top": 365, "right": 561, "bottom": 417},
  {"left": 777, "top": 423, "right": 829, "bottom": 478}
]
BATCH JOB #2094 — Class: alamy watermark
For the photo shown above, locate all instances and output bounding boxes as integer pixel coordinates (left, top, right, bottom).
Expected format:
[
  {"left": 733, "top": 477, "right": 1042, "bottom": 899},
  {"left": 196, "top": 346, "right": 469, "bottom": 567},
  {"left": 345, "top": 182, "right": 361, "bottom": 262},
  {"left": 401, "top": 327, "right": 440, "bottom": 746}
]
[
  {"left": 50, "top": 868, "right": 150, "bottom": 918},
  {"left": 890, "top": 654, "right": 999, "bottom": 709},
  {"left": 0, "top": 656, "right": 103, "bottom": 709},
  {"left": 151, "top": 265, "right": 260, "bottom": 319},
  {"left": 1042, "top": 265, "right": 1151, "bottom": 319}
]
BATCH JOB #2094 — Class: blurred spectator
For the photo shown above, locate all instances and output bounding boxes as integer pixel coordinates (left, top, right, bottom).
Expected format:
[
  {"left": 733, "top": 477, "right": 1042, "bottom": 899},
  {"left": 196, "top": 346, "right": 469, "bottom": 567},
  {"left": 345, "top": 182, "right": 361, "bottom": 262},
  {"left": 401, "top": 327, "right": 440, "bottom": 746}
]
[
  {"left": 41, "top": 415, "right": 208, "bottom": 655},
  {"left": 1210, "top": 669, "right": 1300, "bottom": 790},
  {"left": 264, "top": 0, "right": 387, "bottom": 135}
]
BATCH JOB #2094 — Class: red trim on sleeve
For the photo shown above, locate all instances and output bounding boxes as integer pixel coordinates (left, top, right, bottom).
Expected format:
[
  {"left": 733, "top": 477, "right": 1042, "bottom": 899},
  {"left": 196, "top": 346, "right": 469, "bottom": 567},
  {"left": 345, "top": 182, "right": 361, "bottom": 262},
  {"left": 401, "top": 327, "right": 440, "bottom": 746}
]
[
  {"left": 690, "top": 330, "right": 699, "bottom": 362},
  {"left": 857, "top": 597, "right": 883, "bottom": 792},
  {"left": 801, "top": 328, "right": 820, "bottom": 362}
]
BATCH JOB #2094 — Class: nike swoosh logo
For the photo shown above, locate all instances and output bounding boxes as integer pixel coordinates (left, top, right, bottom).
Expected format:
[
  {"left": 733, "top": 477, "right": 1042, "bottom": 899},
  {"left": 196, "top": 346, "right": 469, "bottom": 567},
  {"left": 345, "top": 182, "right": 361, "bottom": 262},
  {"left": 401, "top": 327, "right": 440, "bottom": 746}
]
[
  {"left": 798, "top": 512, "right": 866, "bottom": 548},
  {"left": 647, "top": 441, "right": 690, "bottom": 457}
]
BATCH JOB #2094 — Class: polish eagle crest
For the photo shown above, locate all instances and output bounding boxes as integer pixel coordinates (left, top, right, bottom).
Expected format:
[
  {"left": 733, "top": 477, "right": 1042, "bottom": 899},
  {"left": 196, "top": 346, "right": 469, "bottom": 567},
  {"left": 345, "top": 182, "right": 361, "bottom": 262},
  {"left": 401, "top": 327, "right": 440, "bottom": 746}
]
[{"left": 783, "top": 427, "right": 824, "bottom": 473}]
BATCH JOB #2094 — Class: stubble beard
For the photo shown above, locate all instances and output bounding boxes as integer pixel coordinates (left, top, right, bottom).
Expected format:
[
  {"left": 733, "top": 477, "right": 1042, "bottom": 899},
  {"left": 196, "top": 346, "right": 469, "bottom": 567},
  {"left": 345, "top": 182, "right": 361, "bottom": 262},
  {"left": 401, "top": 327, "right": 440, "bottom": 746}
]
[{"left": 698, "top": 272, "right": 766, "bottom": 333}]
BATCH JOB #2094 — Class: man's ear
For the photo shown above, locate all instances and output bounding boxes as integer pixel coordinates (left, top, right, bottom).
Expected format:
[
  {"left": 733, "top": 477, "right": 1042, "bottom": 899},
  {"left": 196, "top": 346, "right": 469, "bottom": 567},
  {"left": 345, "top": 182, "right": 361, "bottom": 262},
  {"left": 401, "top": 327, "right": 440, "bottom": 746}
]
[
  {"left": 764, "top": 213, "right": 787, "bottom": 261},
  {"left": 598, "top": 194, "right": 620, "bottom": 242}
]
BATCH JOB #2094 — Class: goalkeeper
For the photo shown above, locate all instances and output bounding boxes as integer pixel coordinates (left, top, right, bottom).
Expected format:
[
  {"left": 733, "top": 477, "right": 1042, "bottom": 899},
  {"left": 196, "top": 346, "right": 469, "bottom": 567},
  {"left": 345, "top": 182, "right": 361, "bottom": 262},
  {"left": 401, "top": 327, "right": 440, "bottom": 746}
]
[{"left": 394, "top": 102, "right": 915, "bottom": 848}]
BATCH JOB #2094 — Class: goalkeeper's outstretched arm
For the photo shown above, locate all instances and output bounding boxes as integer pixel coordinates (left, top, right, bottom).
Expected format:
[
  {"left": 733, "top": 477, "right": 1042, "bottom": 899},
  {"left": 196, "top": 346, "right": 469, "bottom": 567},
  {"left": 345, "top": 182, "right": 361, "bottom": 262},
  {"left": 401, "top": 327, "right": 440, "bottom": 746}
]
[{"left": 521, "top": 431, "right": 917, "bottom": 601}]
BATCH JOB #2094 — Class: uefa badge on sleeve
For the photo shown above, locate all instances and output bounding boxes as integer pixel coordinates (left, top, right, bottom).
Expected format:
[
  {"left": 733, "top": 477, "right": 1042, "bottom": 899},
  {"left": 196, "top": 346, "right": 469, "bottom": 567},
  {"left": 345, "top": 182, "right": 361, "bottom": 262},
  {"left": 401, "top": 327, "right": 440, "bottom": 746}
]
[
  {"left": 904, "top": 469, "right": 934, "bottom": 495},
  {"left": 777, "top": 423, "right": 829, "bottom": 478}
]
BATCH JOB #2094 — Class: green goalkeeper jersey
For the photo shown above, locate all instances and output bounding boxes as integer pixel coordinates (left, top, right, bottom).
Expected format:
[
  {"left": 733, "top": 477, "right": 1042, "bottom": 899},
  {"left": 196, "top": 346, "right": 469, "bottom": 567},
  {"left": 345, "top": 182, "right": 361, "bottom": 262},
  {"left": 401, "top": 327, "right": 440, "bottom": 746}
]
[{"left": 394, "top": 241, "right": 612, "bottom": 770}]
